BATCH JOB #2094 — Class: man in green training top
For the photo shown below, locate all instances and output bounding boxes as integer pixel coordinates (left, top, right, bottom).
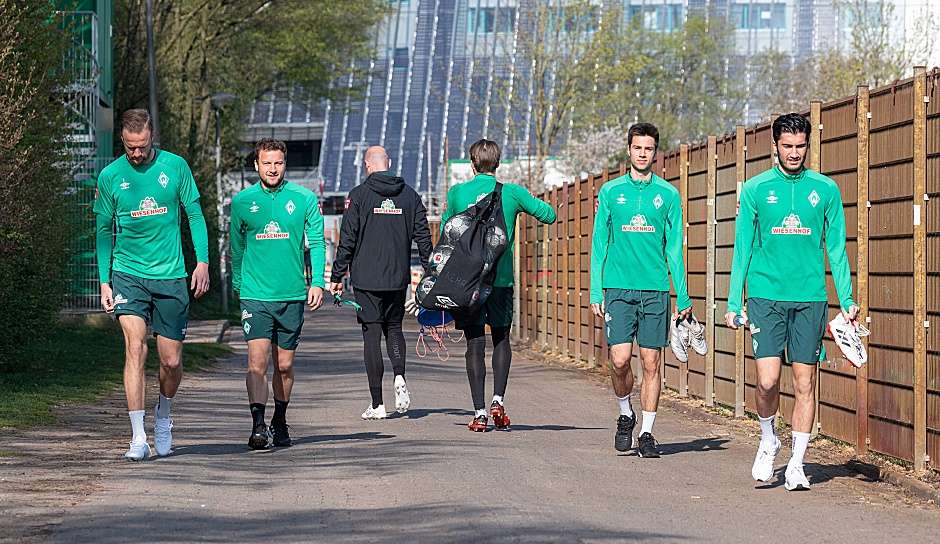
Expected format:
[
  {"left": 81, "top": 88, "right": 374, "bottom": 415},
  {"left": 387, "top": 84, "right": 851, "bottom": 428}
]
[
  {"left": 725, "top": 113, "right": 858, "bottom": 491},
  {"left": 95, "top": 108, "right": 210, "bottom": 461},
  {"left": 590, "top": 122, "right": 691, "bottom": 458},
  {"left": 441, "top": 138, "right": 556, "bottom": 432},
  {"left": 230, "top": 138, "right": 325, "bottom": 450}
]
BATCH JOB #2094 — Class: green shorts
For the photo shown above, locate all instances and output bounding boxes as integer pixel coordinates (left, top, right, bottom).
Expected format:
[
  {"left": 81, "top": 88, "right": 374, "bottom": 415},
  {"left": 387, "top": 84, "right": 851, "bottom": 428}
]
[
  {"left": 454, "top": 287, "right": 513, "bottom": 331},
  {"left": 111, "top": 271, "right": 190, "bottom": 341},
  {"left": 747, "top": 298, "right": 827, "bottom": 364},
  {"left": 241, "top": 300, "right": 305, "bottom": 350},
  {"left": 604, "top": 289, "right": 669, "bottom": 348}
]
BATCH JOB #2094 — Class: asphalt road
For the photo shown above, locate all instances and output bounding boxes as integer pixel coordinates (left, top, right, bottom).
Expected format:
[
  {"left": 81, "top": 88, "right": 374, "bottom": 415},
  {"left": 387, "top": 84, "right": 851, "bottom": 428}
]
[{"left": 47, "top": 309, "right": 938, "bottom": 543}]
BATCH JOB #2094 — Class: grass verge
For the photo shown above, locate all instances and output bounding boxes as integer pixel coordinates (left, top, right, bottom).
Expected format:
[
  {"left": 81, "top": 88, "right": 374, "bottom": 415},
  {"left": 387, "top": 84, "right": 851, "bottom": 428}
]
[{"left": 0, "top": 322, "right": 231, "bottom": 428}]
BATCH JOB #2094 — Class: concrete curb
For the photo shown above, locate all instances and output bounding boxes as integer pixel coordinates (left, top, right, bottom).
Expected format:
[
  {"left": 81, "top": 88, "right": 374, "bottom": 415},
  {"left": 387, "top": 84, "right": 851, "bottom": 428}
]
[{"left": 845, "top": 460, "right": 940, "bottom": 504}]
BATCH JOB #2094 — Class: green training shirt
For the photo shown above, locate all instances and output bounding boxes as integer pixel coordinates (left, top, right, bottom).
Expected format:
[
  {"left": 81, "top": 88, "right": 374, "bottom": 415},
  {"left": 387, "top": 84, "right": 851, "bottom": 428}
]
[
  {"left": 94, "top": 150, "right": 208, "bottom": 282},
  {"left": 727, "top": 165, "right": 855, "bottom": 315},
  {"left": 441, "top": 173, "right": 556, "bottom": 287},
  {"left": 230, "top": 180, "right": 325, "bottom": 301},
  {"left": 589, "top": 173, "right": 691, "bottom": 309}
]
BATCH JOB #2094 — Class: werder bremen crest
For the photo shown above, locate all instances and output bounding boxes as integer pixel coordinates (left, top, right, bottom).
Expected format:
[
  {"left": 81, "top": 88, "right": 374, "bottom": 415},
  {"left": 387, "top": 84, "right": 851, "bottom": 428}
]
[
  {"left": 622, "top": 214, "right": 656, "bottom": 232},
  {"left": 771, "top": 213, "right": 811, "bottom": 235},
  {"left": 256, "top": 220, "right": 290, "bottom": 240},
  {"left": 285, "top": 200, "right": 296, "bottom": 215},
  {"left": 653, "top": 194, "right": 663, "bottom": 209},
  {"left": 131, "top": 196, "right": 168, "bottom": 218},
  {"left": 158, "top": 171, "right": 169, "bottom": 188},
  {"left": 373, "top": 198, "right": 402, "bottom": 215},
  {"left": 808, "top": 190, "right": 820, "bottom": 207}
]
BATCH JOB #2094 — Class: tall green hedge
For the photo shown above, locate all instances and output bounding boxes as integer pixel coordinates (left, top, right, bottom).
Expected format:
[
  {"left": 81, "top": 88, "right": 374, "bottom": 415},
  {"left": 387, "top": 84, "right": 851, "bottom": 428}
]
[{"left": 0, "top": 1, "right": 72, "bottom": 362}]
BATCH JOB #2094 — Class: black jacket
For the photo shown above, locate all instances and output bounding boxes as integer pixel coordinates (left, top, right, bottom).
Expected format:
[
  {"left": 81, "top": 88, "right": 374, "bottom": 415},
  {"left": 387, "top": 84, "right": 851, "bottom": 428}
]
[{"left": 331, "top": 171, "right": 432, "bottom": 291}]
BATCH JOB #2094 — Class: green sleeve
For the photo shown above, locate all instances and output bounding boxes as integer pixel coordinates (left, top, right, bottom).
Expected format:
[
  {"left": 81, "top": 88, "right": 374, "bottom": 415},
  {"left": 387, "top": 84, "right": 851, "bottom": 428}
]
[
  {"left": 305, "top": 194, "right": 326, "bottom": 288},
  {"left": 512, "top": 184, "right": 556, "bottom": 224},
  {"left": 183, "top": 201, "right": 209, "bottom": 263},
  {"left": 93, "top": 175, "right": 115, "bottom": 283},
  {"left": 229, "top": 200, "right": 245, "bottom": 293},
  {"left": 824, "top": 185, "right": 855, "bottom": 311},
  {"left": 665, "top": 193, "right": 692, "bottom": 310},
  {"left": 589, "top": 188, "right": 610, "bottom": 304},
  {"left": 178, "top": 160, "right": 201, "bottom": 205},
  {"left": 727, "top": 185, "right": 757, "bottom": 314}
]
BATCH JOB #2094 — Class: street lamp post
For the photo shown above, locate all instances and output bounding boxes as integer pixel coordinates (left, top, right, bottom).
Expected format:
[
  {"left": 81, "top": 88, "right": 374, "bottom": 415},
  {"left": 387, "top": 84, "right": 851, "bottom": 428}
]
[{"left": 210, "top": 92, "right": 236, "bottom": 314}]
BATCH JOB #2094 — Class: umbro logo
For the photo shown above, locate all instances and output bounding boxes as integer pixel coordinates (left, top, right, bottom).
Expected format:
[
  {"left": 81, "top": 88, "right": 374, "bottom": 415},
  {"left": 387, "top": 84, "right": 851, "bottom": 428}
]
[
  {"left": 120, "top": 180, "right": 130, "bottom": 190},
  {"left": 114, "top": 294, "right": 128, "bottom": 305}
]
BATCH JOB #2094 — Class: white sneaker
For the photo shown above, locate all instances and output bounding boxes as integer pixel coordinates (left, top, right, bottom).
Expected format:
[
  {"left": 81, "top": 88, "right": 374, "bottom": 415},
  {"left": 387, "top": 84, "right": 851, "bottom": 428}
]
[
  {"left": 682, "top": 314, "right": 708, "bottom": 356},
  {"left": 361, "top": 404, "right": 387, "bottom": 420},
  {"left": 751, "top": 437, "right": 781, "bottom": 482},
  {"left": 669, "top": 318, "right": 689, "bottom": 363},
  {"left": 394, "top": 375, "right": 411, "bottom": 414},
  {"left": 154, "top": 411, "right": 173, "bottom": 457},
  {"left": 124, "top": 440, "right": 152, "bottom": 462},
  {"left": 784, "top": 464, "right": 811, "bottom": 491}
]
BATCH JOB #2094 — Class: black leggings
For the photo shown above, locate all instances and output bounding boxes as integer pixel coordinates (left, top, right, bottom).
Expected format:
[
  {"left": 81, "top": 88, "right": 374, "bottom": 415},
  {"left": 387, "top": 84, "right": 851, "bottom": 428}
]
[
  {"left": 362, "top": 321, "right": 406, "bottom": 407},
  {"left": 464, "top": 325, "right": 512, "bottom": 410}
]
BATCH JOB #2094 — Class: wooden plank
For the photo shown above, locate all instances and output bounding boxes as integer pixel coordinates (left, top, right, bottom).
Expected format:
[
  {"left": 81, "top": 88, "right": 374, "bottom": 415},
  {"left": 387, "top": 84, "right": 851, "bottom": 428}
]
[
  {"left": 513, "top": 217, "right": 521, "bottom": 342},
  {"left": 811, "top": 101, "right": 822, "bottom": 438},
  {"left": 735, "top": 125, "right": 746, "bottom": 417},
  {"left": 550, "top": 188, "right": 559, "bottom": 352},
  {"left": 706, "top": 135, "right": 717, "bottom": 407},
  {"left": 913, "top": 66, "right": 928, "bottom": 472},
  {"left": 562, "top": 182, "right": 570, "bottom": 358},
  {"left": 856, "top": 85, "right": 870, "bottom": 454},
  {"left": 680, "top": 144, "right": 690, "bottom": 398},
  {"left": 575, "top": 177, "right": 583, "bottom": 362},
  {"left": 591, "top": 172, "right": 606, "bottom": 367}
]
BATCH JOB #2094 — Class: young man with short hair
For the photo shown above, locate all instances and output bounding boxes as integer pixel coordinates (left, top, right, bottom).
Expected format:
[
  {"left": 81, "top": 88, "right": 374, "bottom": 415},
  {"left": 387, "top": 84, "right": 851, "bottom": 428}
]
[
  {"left": 230, "top": 138, "right": 325, "bottom": 449},
  {"left": 590, "top": 122, "right": 691, "bottom": 458},
  {"left": 725, "top": 113, "right": 858, "bottom": 490},
  {"left": 441, "top": 139, "right": 556, "bottom": 432},
  {"left": 95, "top": 108, "right": 210, "bottom": 460},
  {"left": 329, "top": 146, "right": 432, "bottom": 420}
]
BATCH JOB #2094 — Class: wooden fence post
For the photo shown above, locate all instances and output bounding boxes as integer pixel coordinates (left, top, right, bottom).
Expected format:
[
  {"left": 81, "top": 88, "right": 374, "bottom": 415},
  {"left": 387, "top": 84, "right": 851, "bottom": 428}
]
[
  {"left": 513, "top": 218, "right": 521, "bottom": 342},
  {"left": 679, "top": 144, "right": 690, "bottom": 398},
  {"left": 734, "top": 125, "right": 746, "bottom": 417},
  {"left": 913, "top": 66, "right": 928, "bottom": 473},
  {"left": 575, "top": 177, "right": 583, "bottom": 363},
  {"left": 705, "top": 135, "right": 717, "bottom": 407},
  {"left": 856, "top": 85, "right": 870, "bottom": 454},
  {"left": 810, "top": 101, "right": 823, "bottom": 438}
]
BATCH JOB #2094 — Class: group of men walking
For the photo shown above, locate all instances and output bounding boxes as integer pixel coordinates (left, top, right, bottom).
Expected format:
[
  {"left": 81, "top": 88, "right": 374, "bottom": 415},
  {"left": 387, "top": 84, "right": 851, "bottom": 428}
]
[{"left": 96, "top": 107, "right": 858, "bottom": 492}]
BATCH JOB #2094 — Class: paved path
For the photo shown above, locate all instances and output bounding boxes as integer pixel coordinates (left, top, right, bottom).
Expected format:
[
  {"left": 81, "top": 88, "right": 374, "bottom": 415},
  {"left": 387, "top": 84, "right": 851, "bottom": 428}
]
[{"left": 47, "top": 310, "right": 937, "bottom": 543}]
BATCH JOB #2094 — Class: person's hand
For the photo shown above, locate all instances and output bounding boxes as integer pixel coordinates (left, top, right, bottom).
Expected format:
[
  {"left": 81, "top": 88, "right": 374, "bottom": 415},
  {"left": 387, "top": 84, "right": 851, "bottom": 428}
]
[
  {"left": 308, "top": 286, "right": 324, "bottom": 311},
  {"left": 591, "top": 302, "right": 604, "bottom": 318},
  {"left": 677, "top": 306, "right": 692, "bottom": 321},
  {"left": 843, "top": 304, "right": 860, "bottom": 323},
  {"left": 191, "top": 262, "right": 210, "bottom": 298},
  {"left": 329, "top": 281, "right": 344, "bottom": 296},
  {"left": 724, "top": 312, "right": 738, "bottom": 329},
  {"left": 100, "top": 282, "right": 115, "bottom": 313}
]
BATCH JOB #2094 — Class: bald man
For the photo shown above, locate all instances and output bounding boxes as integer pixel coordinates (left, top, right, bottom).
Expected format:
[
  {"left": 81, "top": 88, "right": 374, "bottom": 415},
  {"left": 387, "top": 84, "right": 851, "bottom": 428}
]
[{"left": 330, "top": 146, "right": 432, "bottom": 419}]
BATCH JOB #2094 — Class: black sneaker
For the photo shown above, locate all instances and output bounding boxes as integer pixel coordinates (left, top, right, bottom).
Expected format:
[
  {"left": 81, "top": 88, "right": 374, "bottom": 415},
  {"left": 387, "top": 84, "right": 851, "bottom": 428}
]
[
  {"left": 637, "top": 432, "right": 661, "bottom": 458},
  {"left": 615, "top": 414, "right": 636, "bottom": 452},
  {"left": 271, "top": 421, "right": 292, "bottom": 447},
  {"left": 248, "top": 423, "right": 272, "bottom": 450}
]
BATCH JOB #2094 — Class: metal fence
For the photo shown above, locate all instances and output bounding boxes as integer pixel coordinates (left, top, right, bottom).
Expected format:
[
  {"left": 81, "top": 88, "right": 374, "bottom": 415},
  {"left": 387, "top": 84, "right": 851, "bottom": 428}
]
[{"left": 515, "top": 67, "right": 940, "bottom": 473}]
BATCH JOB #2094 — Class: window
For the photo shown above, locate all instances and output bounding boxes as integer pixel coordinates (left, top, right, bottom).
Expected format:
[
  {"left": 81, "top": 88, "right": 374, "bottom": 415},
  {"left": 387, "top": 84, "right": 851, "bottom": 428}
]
[
  {"left": 286, "top": 140, "right": 320, "bottom": 168},
  {"left": 467, "top": 7, "right": 516, "bottom": 34},
  {"left": 731, "top": 3, "right": 786, "bottom": 30},
  {"left": 627, "top": 5, "right": 684, "bottom": 31}
]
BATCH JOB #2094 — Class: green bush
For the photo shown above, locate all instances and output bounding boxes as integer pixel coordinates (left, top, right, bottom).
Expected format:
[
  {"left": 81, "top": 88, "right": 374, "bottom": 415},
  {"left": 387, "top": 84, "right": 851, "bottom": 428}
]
[{"left": 0, "top": 1, "right": 72, "bottom": 362}]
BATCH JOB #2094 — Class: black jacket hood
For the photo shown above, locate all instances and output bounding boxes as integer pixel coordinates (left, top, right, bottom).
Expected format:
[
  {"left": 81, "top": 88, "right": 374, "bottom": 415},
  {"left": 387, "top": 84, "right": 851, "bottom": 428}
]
[{"left": 366, "top": 171, "right": 405, "bottom": 197}]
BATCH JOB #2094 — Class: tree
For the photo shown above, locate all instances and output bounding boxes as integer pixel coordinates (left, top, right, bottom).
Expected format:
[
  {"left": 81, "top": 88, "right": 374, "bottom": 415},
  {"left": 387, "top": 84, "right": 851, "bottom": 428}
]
[
  {"left": 113, "top": 0, "right": 386, "bottom": 309},
  {"left": 0, "top": 0, "right": 71, "bottom": 359}
]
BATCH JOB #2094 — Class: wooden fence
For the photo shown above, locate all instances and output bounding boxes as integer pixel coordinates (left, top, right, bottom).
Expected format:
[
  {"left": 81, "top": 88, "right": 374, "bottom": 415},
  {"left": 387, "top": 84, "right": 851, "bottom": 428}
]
[{"left": 515, "top": 67, "right": 940, "bottom": 473}]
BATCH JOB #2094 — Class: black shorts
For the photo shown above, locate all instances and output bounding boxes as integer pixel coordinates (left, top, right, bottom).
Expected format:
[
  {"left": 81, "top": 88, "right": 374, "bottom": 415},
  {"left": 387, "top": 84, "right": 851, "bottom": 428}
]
[
  {"left": 354, "top": 288, "right": 407, "bottom": 324},
  {"left": 454, "top": 286, "right": 513, "bottom": 331}
]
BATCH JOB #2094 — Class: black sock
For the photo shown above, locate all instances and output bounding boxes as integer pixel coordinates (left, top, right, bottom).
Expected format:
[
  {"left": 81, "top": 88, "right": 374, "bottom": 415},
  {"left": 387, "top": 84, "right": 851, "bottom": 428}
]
[
  {"left": 369, "top": 387, "right": 384, "bottom": 408},
  {"left": 272, "top": 399, "right": 289, "bottom": 426},
  {"left": 250, "top": 403, "right": 265, "bottom": 428}
]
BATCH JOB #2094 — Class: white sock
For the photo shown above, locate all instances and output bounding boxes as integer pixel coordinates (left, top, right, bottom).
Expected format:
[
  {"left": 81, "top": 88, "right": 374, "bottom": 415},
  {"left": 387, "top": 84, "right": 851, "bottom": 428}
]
[
  {"left": 617, "top": 394, "right": 634, "bottom": 417},
  {"left": 475, "top": 408, "right": 487, "bottom": 418},
  {"left": 640, "top": 411, "right": 656, "bottom": 435},
  {"left": 789, "top": 431, "right": 811, "bottom": 468},
  {"left": 156, "top": 393, "right": 173, "bottom": 419},
  {"left": 129, "top": 410, "right": 146, "bottom": 444},
  {"left": 492, "top": 395, "right": 503, "bottom": 406},
  {"left": 758, "top": 415, "right": 776, "bottom": 445}
]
